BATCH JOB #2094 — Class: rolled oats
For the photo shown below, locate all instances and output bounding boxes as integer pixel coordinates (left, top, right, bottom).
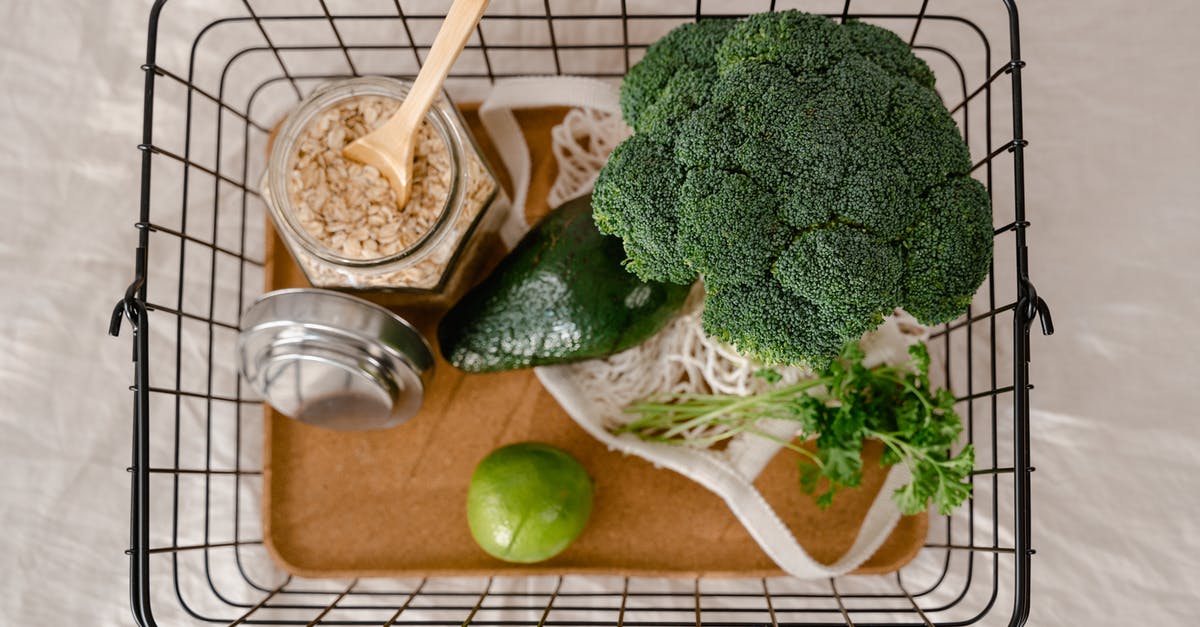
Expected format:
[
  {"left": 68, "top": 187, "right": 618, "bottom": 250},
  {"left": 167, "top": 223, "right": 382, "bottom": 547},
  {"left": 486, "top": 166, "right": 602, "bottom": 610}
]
[
  {"left": 287, "top": 95, "right": 448, "bottom": 259},
  {"left": 279, "top": 93, "right": 496, "bottom": 290}
]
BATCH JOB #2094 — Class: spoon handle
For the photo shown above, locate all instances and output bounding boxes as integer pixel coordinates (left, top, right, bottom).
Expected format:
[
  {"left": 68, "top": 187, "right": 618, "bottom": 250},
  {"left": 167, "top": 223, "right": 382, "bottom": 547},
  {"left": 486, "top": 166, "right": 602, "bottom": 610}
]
[{"left": 381, "top": 0, "right": 490, "bottom": 136}]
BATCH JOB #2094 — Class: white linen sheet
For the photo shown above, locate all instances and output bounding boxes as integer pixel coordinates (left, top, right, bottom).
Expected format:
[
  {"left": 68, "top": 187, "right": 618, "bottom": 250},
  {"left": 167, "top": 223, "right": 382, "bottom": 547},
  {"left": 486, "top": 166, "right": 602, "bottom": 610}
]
[{"left": 1, "top": 0, "right": 1198, "bottom": 625}]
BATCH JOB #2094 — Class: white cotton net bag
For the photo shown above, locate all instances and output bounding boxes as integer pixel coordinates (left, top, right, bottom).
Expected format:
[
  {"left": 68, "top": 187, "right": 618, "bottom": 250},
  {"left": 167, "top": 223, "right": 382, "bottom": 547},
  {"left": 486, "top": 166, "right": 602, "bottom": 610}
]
[{"left": 479, "top": 77, "right": 928, "bottom": 578}]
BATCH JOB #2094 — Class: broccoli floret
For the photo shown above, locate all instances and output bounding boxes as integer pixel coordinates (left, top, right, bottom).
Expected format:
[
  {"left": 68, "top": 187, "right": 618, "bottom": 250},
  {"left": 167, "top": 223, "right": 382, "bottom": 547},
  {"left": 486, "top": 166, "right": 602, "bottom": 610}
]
[
  {"left": 798, "top": 113, "right": 920, "bottom": 239},
  {"left": 635, "top": 69, "right": 715, "bottom": 136},
  {"left": 821, "top": 54, "right": 894, "bottom": 119},
  {"left": 675, "top": 105, "right": 743, "bottom": 171},
  {"left": 702, "top": 279, "right": 847, "bottom": 369},
  {"left": 902, "top": 177, "right": 994, "bottom": 323},
  {"left": 887, "top": 81, "right": 973, "bottom": 191},
  {"left": 591, "top": 133, "right": 694, "bottom": 284},
  {"left": 711, "top": 61, "right": 816, "bottom": 138},
  {"left": 593, "top": 10, "right": 993, "bottom": 366},
  {"left": 843, "top": 19, "right": 935, "bottom": 89},
  {"left": 678, "top": 169, "right": 790, "bottom": 290},
  {"left": 716, "top": 10, "right": 850, "bottom": 76},
  {"left": 775, "top": 226, "right": 904, "bottom": 319},
  {"left": 775, "top": 102, "right": 909, "bottom": 235},
  {"left": 620, "top": 19, "right": 737, "bottom": 131}
]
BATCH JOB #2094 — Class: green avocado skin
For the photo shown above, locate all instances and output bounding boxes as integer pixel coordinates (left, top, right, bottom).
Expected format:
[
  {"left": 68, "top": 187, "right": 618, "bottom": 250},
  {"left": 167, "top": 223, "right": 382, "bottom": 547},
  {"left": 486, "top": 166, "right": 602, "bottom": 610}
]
[{"left": 438, "top": 196, "right": 691, "bottom": 373}]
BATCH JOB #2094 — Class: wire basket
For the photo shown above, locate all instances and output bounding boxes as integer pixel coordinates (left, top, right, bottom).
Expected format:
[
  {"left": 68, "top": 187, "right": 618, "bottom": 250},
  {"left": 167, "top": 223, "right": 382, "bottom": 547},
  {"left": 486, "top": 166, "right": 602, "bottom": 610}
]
[{"left": 110, "top": 0, "right": 1052, "bottom": 625}]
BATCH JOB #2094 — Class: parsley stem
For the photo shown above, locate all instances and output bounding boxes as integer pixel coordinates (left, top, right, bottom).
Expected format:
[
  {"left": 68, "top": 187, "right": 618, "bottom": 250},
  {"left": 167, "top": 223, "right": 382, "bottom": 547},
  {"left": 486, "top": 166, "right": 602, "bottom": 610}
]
[
  {"left": 874, "top": 374, "right": 936, "bottom": 412},
  {"left": 870, "top": 431, "right": 953, "bottom": 484},
  {"left": 623, "top": 377, "right": 828, "bottom": 439},
  {"left": 614, "top": 342, "right": 969, "bottom": 514},
  {"left": 742, "top": 427, "right": 823, "bottom": 465}
]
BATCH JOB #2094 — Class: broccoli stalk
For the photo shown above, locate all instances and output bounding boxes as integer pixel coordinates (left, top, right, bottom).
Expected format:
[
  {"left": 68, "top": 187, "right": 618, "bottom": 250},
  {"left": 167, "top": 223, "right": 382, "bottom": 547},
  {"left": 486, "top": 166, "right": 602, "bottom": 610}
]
[{"left": 593, "top": 10, "right": 993, "bottom": 367}]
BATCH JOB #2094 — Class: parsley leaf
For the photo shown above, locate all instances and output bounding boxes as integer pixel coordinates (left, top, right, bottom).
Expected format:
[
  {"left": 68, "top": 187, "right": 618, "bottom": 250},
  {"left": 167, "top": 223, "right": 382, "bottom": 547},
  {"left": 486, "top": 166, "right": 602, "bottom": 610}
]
[
  {"left": 755, "top": 368, "right": 783, "bottom": 384},
  {"left": 616, "top": 340, "right": 974, "bottom": 515}
]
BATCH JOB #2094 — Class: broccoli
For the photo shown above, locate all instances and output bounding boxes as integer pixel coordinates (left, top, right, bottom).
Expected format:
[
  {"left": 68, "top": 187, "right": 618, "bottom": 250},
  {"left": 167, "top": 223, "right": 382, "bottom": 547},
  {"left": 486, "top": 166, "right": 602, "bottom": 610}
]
[{"left": 593, "top": 11, "right": 993, "bottom": 367}]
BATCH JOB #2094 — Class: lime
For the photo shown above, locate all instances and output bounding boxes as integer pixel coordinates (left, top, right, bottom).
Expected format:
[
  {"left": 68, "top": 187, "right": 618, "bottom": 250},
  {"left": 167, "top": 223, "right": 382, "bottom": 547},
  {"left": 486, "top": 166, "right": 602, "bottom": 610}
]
[{"left": 466, "top": 442, "right": 594, "bottom": 563}]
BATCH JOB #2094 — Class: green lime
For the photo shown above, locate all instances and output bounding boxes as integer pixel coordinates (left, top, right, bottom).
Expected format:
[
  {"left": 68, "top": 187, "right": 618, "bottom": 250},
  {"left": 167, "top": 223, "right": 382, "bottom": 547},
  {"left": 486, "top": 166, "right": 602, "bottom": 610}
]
[{"left": 466, "top": 442, "right": 594, "bottom": 563}]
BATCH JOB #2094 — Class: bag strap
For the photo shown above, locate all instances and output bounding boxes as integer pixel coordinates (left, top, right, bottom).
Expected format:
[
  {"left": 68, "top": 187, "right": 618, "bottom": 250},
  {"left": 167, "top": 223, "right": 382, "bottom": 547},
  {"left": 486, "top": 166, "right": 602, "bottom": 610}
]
[{"left": 478, "top": 76, "right": 622, "bottom": 246}]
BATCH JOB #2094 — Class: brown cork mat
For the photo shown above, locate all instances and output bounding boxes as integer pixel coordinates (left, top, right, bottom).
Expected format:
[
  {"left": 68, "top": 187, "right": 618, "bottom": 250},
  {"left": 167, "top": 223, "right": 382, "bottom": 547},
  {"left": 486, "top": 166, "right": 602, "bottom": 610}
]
[{"left": 261, "top": 104, "right": 927, "bottom": 578}]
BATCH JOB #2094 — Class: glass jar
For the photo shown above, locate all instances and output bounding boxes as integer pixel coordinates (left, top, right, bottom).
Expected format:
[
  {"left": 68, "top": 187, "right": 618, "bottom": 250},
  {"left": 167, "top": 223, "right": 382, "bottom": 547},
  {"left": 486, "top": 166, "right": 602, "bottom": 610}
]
[{"left": 262, "top": 77, "right": 500, "bottom": 307}]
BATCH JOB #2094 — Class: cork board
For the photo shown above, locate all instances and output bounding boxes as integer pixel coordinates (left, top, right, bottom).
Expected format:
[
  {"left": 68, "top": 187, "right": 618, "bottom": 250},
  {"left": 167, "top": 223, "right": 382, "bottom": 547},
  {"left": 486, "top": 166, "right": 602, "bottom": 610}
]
[{"left": 261, "top": 105, "right": 927, "bottom": 578}]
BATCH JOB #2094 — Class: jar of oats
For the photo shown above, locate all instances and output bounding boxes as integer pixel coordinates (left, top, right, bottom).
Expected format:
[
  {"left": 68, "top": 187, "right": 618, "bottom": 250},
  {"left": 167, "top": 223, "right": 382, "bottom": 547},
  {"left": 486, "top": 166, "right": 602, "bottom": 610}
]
[{"left": 262, "top": 77, "right": 499, "bottom": 305}]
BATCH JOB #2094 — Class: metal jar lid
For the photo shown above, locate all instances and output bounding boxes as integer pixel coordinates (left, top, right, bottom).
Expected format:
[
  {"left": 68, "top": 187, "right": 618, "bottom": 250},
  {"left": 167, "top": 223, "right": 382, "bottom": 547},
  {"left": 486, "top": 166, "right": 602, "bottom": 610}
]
[{"left": 238, "top": 288, "right": 434, "bottom": 431}]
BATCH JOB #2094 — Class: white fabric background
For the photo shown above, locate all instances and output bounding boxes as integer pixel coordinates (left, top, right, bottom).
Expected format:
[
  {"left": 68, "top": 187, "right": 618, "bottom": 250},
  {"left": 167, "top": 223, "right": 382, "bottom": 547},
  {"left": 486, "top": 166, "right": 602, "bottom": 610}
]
[{"left": 1, "top": 0, "right": 1197, "bottom": 625}]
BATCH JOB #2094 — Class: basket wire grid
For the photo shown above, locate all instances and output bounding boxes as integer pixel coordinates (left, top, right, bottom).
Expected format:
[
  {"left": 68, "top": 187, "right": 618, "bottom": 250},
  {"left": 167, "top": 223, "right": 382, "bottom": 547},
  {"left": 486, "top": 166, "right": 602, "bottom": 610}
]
[{"left": 110, "top": 0, "right": 1052, "bottom": 625}]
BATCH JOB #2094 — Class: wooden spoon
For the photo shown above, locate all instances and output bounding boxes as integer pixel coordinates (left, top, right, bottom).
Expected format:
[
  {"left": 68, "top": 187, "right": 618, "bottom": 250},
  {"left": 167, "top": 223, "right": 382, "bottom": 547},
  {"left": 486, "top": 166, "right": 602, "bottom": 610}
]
[{"left": 343, "top": 0, "right": 490, "bottom": 209}]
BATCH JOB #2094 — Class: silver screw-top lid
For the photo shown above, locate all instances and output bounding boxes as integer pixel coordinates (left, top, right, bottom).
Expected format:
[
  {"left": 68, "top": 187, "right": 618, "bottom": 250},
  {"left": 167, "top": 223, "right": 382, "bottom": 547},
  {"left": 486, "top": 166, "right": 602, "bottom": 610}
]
[{"left": 238, "top": 289, "right": 434, "bottom": 431}]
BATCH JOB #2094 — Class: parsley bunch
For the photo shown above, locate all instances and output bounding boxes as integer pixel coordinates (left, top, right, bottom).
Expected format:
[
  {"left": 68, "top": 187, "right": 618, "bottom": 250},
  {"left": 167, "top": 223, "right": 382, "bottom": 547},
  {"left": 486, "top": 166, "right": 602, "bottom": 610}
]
[{"left": 615, "top": 342, "right": 973, "bottom": 515}]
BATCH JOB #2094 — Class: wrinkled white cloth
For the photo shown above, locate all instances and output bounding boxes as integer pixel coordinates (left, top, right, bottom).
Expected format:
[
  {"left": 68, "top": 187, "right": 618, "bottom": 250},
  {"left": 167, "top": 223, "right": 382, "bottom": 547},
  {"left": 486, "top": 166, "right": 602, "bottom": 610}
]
[{"left": 1, "top": 1, "right": 1199, "bottom": 625}]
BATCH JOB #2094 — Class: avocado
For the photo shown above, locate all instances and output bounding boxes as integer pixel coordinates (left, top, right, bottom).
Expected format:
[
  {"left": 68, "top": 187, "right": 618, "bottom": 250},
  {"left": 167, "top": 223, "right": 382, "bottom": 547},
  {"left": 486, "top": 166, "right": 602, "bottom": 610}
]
[{"left": 438, "top": 195, "right": 691, "bottom": 373}]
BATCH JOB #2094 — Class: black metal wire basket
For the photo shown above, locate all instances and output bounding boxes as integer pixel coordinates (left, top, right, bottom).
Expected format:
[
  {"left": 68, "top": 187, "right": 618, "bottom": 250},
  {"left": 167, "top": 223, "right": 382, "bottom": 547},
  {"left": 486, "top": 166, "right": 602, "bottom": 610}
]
[{"left": 110, "top": 0, "right": 1052, "bottom": 625}]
